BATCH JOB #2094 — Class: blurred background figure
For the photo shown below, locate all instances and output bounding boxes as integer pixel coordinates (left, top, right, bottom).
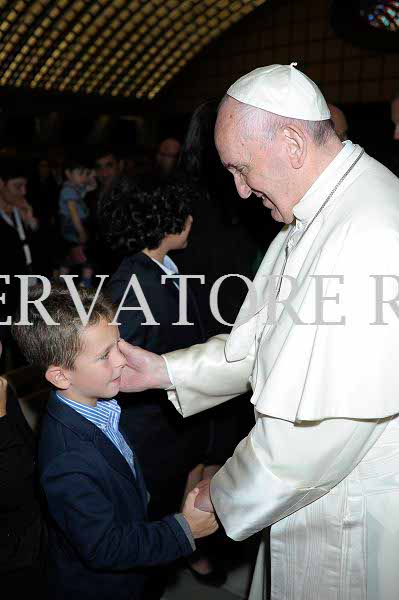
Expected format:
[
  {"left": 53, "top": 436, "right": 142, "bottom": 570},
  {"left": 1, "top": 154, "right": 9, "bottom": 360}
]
[
  {"left": 328, "top": 103, "right": 349, "bottom": 141},
  {"left": 29, "top": 157, "right": 60, "bottom": 277},
  {"left": 0, "top": 158, "right": 38, "bottom": 236},
  {"left": 58, "top": 156, "right": 94, "bottom": 288},
  {"left": 101, "top": 176, "right": 224, "bottom": 594},
  {"left": 94, "top": 147, "right": 124, "bottom": 198},
  {"left": 0, "top": 159, "right": 37, "bottom": 370},
  {"left": 156, "top": 137, "right": 181, "bottom": 179},
  {"left": 176, "top": 99, "right": 280, "bottom": 335},
  {"left": 392, "top": 94, "right": 399, "bottom": 141},
  {"left": 0, "top": 335, "right": 46, "bottom": 595}
]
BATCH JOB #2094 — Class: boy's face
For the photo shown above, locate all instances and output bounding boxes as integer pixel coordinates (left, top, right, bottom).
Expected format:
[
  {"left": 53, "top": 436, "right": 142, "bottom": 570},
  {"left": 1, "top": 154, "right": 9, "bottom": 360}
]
[
  {"left": 52, "top": 319, "right": 127, "bottom": 406},
  {"left": 167, "top": 215, "right": 193, "bottom": 251},
  {"left": 66, "top": 167, "right": 91, "bottom": 188}
]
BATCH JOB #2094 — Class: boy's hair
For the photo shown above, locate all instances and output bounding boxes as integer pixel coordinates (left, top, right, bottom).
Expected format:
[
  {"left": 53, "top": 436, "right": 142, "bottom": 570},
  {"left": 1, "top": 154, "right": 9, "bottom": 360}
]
[
  {"left": 11, "top": 284, "right": 115, "bottom": 372},
  {"left": 94, "top": 146, "right": 121, "bottom": 163},
  {"left": 0, "top": 157, "right": 28, "bottom": 182},
  {"left": 98, "top": 175, "right": 195, "bottom": 254},
  {"left": 64, "top": 156, "right": 91, "bottom": 174}
]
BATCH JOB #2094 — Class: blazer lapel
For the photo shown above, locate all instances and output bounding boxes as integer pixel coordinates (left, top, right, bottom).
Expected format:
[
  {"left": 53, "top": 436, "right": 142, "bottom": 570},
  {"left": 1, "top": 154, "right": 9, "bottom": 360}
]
[
  {"left": 94, "top": 427, "right": 139, "bottom": 488},
  {"left": 47, "top": 393, "right": 145, "bottom": 502},
  {"left": 119, "top": 425, "right": 149, "bottom": 510}
]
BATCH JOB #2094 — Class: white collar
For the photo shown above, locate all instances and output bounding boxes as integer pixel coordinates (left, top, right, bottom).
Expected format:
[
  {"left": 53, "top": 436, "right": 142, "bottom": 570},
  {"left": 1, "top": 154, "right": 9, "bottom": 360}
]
[
  {"left": 292, "top": 140, "right": 361, "bottom": 224},
  {"left": 149, "top": 254, "right": 179, "bottom": 277}
]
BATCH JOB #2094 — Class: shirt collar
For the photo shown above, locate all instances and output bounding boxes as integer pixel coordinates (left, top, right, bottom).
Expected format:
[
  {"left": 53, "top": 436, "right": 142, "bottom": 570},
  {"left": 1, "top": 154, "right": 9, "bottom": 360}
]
[
  {"left": 56, "top": 393, "right": 121, "bottom": 432},
  {"left": 150, "top": 254, "right": 179, "bottom": 277},
  {"left": 292, "top": 140, "right": 360, "bottom": 224}
]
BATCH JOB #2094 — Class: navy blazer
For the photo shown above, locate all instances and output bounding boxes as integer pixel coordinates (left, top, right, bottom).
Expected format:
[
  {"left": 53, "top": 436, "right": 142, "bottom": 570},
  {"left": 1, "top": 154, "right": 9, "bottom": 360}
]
[
  {"left": 108, "top": 251, "right": 205, "bottom": 354},
  {"left": 39, "top": 393, "right": 193, "bottom": 600}
]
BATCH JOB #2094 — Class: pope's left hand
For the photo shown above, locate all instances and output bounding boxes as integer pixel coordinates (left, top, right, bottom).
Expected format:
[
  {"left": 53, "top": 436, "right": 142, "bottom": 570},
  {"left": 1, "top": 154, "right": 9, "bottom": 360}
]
[{"left": 194, "top": 478, "right": 214, "bottom": 513}]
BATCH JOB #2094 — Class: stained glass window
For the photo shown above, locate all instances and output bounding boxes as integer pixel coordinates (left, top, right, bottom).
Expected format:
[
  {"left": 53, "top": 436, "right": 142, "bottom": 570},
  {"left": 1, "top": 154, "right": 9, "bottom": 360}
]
[{"left": 361, "top": 0, "right": 399, "bottom": 32}]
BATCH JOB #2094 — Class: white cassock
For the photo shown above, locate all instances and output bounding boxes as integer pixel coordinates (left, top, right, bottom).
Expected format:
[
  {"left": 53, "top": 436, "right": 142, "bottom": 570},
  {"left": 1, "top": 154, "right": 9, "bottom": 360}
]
[{"left": 164, "top": 141, "right": 399, "bottom": 600}]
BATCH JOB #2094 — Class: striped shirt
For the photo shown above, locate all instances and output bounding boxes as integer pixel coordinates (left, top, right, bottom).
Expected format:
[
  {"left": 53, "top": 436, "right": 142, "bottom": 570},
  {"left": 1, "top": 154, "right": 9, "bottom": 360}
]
[{"left": 56, "top": 393, "right": 136, "bottom": 478}]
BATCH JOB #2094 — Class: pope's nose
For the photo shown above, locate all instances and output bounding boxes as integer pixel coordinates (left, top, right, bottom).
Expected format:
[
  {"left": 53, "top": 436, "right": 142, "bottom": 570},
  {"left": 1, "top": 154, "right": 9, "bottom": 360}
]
[{"left": 234, "top": 173, "right": 252, "bottom": 199}]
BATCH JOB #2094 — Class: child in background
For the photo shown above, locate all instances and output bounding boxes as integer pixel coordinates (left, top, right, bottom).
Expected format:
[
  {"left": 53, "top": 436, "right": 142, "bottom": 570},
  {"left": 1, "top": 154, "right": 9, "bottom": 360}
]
[
  {"left": 12, "top": 286, "right": 218, "bottom": 600},
  {"left": 59, "top": 157, "right": 94, "bottom": 287}
]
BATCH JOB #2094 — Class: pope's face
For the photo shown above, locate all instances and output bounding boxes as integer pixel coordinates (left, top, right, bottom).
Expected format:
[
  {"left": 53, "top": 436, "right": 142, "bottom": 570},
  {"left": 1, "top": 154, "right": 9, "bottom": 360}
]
[{"left": 215, "top": 101, "right": 296, "bottom": 224}]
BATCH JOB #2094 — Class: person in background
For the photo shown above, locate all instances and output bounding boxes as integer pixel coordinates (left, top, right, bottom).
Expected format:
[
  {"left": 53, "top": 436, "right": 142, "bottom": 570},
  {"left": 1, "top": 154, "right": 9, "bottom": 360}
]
[
  {"left": 156, "top": 138, "right": 181, "bottom": 179},
  {"left": 102, "top": 177, "right": 225, "bottom": 587},
  {"left": 0, "top": 158, "right": 38, "bottom": 368},
  {"left": 91, "top": 148, "right": 125, "bottom": 276},
  {"left": 392, "top": 93, "right": 399, "bottom": 141},
  {"left": 0, "top": 333, "right": 46, "bottom": 596},
  {"left": 389, "top": 94, "right": 399, "bottom": 177},
  {"left": 177, "top": 100, "right": 280, "bottom": 333},
  {"left": 328, "top": 103, "right": 348, "bottom": 141},
  {"left": 29, "top": 157, "right": 61, "bottom": 277},
  {"left": 58, "top": 157, "right": 93, "bottom": 288},
  {"left": 0, "top": 157, "right": 38, "bottom": 242},
  {"left": 94, "top": 147, "right": 124, "bottom": 198}
]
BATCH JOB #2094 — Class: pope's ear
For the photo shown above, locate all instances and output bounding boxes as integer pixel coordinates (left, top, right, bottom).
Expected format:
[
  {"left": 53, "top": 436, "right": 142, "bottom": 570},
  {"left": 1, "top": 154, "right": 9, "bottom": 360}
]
[
  {"left": 283, "top": 126, "right": 306, "bottom": 169},
  {"left": 45, "top": 365, "right": 71, "bottom": 390}
]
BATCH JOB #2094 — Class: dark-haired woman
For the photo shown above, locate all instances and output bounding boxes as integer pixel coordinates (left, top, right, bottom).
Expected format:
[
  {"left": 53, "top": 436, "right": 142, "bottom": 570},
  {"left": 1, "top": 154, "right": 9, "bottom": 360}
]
[{"left": 102, "top": 177, "right": 222, "bottom": 595}]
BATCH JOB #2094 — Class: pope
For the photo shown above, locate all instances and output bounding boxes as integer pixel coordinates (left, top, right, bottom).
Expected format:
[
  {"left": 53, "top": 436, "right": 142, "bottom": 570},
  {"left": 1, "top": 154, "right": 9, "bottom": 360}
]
[{"left": 117, "top": 64, "right": 399, "bottom": 600}]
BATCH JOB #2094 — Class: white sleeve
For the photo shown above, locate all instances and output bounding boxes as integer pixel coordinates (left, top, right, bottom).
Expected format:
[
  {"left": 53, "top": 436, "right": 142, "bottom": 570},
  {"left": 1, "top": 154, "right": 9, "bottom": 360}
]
[
  {"left": 210, "top": 413, "right": 392, "bottom": 541},
  {"left": 162, "top": 355, "right": 176, "bottom": 389},
  {"left": 162, "top": 334, "right": 253, "bottom": 418}
]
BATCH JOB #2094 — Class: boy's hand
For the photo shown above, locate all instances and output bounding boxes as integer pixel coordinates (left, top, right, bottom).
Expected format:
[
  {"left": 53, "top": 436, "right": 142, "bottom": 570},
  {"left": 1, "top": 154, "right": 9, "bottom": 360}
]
[
  {"left": 182, "top": 488, "right": 219, "bottom": 540},
  {"left": 118, "top": 340, "right": 171, "bottom": 392},
  {"left": 194, "top": 479, "right": 214, "bottom": 513},
  {"left": 0, "top": 377, "right": 8, "bottom": 418}
]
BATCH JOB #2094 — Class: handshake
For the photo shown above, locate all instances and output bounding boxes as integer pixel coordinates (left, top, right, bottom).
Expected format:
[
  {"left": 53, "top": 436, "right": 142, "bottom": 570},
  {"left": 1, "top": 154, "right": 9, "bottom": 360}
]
[{"left": 182, "top": 479, "right": 218, "bottom": 539}]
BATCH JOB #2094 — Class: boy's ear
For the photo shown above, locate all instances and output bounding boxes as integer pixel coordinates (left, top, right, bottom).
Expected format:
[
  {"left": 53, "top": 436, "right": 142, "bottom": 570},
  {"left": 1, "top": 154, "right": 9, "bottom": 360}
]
[{"left": 45, "top": 365, "right": 71, "bottom": 390}]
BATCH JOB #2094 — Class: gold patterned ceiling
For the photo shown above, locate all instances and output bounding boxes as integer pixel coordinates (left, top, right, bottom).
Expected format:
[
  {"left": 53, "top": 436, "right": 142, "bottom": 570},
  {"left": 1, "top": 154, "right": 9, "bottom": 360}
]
[{"left": 0, "top": 0, "right": 267, "bottom": 101}]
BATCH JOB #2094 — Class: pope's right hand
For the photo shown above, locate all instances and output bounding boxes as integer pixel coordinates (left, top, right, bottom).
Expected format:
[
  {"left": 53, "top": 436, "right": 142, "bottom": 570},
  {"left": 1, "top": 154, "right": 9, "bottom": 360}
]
[{"left": 118, "top": 339, "right": 172, "bottom": 393}]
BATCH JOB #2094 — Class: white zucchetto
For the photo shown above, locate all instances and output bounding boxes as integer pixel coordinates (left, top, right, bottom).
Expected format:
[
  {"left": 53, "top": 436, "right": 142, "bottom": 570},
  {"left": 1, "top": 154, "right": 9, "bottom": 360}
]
[{"left": 227, "top": 63, "right": 331, "bottom": 122}]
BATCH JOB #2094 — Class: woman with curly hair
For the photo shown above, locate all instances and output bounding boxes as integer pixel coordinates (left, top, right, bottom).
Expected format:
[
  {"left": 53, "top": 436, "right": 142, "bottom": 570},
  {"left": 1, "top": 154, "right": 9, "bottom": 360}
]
[{"left": 101, "top": 176, "right": 223, "bottom": 595}]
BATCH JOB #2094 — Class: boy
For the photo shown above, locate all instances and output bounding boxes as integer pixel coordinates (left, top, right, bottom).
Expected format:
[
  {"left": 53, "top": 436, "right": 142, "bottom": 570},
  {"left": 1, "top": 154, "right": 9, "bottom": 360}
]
[
  {"left": 59, "top": 157, "right": 94, "bottom": 287},
  {"left": 12, "top": 285, "right": 218, "bottom": 600}
]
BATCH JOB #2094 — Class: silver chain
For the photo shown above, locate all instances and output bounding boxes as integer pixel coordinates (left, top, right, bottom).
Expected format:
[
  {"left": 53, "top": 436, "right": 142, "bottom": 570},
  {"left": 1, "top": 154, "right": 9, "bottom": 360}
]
[{"left": 275, "top": 148, "right": 365, "bottom": 297}]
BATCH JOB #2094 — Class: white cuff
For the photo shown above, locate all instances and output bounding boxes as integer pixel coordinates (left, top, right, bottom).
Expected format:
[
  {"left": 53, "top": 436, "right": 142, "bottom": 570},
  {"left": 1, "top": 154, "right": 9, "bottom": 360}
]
[{"left": 162, "top": 355, "right": 175, "bottom": 390}]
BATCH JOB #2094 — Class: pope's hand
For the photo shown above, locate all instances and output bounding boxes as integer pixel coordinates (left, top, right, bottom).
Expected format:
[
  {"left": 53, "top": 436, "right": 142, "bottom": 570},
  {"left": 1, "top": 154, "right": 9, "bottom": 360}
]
[
  {"left": 194, "top": 479, "right": 214, "bottom": 513},
  {"left": 118, "top": 339, "right": 172, "bottom": 393}
]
